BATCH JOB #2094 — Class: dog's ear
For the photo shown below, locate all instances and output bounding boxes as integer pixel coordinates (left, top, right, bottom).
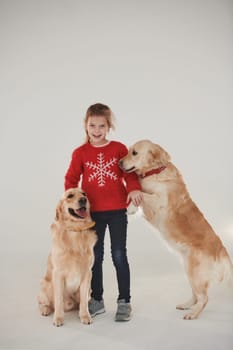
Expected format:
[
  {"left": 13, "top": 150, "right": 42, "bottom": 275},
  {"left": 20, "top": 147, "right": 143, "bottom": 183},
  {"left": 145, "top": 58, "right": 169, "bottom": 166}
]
[
  {"left": 55, "top": 200, "right": 62, "bottom": 221},
  {"left": 151, "top": 144, "right": 171, "bottom": 165}
]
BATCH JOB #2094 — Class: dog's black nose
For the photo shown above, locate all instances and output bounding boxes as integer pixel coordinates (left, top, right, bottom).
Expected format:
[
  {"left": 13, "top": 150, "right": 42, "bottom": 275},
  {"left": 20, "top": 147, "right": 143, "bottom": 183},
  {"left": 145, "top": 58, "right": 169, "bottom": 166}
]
[{"left": 79, "top": 197, "right": 87, "bottom": 206}]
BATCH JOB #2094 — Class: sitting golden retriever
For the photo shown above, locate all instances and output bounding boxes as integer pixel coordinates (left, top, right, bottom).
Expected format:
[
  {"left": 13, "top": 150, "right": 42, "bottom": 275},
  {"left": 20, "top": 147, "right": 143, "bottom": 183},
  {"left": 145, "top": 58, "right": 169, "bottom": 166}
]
[
  {"left": 38, "top": 188, "right": 97, "bottom": 326},
  {"left": 119, "top": 140, "right": 233, "bottom": 319}
]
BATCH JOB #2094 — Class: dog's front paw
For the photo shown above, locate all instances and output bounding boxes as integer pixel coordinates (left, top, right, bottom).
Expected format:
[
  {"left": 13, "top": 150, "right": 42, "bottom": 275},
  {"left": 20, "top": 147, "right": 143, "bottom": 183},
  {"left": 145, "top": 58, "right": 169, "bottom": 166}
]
[
  {"left": 127, "top": 202, "right": 138, "bottom": 215},
  {"left": 80, "top": 313, "right": 93, "bottom": 325},
  {"left": 53, "top": 315, "right": 64, "bottom": 327}
]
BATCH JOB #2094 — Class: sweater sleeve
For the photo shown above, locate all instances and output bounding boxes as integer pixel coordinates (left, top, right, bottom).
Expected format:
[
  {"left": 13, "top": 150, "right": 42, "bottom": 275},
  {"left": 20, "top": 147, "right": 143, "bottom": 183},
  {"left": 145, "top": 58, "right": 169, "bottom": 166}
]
[
  {"left": 64, "top": 148, "right": 83, "bottom": 190},
  {"left": 123, "top": 171, "right": 142, "bottom": 193}
]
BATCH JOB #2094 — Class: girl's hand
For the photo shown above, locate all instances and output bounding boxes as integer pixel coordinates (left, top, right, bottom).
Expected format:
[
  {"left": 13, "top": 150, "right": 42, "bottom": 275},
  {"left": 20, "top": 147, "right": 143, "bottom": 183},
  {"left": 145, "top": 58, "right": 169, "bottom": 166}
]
[{"left": 127, "top": 190, "right": 143, "bottom": 207}]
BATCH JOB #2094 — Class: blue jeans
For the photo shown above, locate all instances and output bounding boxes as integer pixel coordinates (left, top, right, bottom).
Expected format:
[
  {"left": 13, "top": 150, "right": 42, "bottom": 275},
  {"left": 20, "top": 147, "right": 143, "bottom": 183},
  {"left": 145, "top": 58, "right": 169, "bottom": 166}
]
[{"left": 90, "top": 209, "right": 130, "bottom": 303}]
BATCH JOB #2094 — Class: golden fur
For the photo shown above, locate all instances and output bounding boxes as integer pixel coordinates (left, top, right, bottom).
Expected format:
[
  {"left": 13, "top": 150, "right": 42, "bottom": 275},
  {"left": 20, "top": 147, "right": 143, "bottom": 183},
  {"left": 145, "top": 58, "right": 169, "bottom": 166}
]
[
  {"left": 120, "top": 140, "right": 233, "bottom": 319},
  {"left": 38, "top": 188, "right": 97, "bottom": 326}
]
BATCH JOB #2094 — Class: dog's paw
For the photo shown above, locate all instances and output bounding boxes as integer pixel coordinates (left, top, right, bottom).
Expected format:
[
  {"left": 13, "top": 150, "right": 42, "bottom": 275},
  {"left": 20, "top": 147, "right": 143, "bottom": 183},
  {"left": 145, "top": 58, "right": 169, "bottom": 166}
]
[
  {"left": 53, "top": 315, "right": 64, "bottom": 327},
  {"left": 183, "top": 312, "right": 196, "bottom": 320},
  {"left": 80, "top": 314, "right": 93, "bottom": 325},
  {"left": 127, "top": 202, "right": 138, "bottom": 215},
  {"left": 40, "top": 304, "right": 52, "bottom": 316},
  {"left": 176, "top": 304, "right": 190, "bottom": 310}
]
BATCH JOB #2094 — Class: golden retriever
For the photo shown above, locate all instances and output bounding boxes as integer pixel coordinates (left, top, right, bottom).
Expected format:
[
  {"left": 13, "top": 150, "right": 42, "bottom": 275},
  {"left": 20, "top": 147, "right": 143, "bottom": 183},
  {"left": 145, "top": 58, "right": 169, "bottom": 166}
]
[
  {"left": 119, "top": 139, "right": 233, "bottom": 319},
  {"left": 38, "top": 188, "right": 97, "bottom": 326}
]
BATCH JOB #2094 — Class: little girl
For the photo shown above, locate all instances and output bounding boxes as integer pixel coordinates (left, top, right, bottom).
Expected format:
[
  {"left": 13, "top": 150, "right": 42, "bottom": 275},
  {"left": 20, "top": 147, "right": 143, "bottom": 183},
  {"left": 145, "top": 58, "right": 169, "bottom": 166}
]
[{"left": 64, "top": 103, "right": 142, "bottom": 321}]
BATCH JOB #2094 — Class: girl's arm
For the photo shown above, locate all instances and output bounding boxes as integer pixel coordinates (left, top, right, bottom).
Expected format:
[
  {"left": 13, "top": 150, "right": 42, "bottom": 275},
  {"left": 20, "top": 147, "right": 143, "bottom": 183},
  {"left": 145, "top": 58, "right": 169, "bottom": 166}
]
[
  {"left": 127, "top": 190, "right": 143, "bottom": 207},
  {"left": 119, "top": 143, "right": 143, "bottom": 206},
  {"left": 64, "top": 150, "right": 82, "bottom": 190},
  {"left": 123, "top": 171, "right": 143, "bottom": 206}
]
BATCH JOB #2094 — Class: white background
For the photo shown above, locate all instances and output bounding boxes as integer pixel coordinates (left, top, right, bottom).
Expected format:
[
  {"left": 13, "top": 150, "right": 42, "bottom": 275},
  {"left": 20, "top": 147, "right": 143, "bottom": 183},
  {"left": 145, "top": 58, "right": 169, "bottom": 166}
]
[{"left": 0, "top": 1, "right": 233, "bottom": 349}]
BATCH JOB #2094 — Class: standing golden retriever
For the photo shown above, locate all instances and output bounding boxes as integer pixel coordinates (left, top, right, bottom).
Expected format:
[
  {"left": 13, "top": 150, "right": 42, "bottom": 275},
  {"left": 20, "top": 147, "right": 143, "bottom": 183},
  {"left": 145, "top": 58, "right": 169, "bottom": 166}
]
[
  {"left": 38, "top": 188, "right": 97, "bottom": 326},
  {"left": 119, "top": 139, "right": 233, "bottom": 319}
]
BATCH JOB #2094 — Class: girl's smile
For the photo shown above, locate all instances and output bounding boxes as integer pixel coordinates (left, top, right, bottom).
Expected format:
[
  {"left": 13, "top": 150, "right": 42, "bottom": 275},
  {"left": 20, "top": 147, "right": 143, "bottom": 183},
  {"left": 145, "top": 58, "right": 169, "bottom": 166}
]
[{"left": 86, "top": 115, "right": 110, "bottom": 146}]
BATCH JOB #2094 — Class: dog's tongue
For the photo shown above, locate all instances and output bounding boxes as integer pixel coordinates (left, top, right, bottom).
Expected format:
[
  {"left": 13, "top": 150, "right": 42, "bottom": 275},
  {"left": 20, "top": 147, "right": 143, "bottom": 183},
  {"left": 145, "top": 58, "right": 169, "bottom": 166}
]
[{"left": 75, "top": 208, "right": 87, "bottom": 218}]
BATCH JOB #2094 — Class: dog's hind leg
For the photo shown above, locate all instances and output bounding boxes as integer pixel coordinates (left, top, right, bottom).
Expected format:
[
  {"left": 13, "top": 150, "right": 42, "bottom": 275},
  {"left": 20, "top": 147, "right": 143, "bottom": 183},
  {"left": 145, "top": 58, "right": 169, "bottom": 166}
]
[
  {"left": 183, "top": 283, "right": 208, "bottom": 320},
  {"left": 182, "top": 254, "right": 209, "bottom": 320},
  {"left": 38, "top": 278, "right": 53, "bottom": 316},
  {"left": 64, "top": 290, "right": 78, "bottom": 312},
  {"left": 38, "top": 254, "right": 54, "bottom": 316}
]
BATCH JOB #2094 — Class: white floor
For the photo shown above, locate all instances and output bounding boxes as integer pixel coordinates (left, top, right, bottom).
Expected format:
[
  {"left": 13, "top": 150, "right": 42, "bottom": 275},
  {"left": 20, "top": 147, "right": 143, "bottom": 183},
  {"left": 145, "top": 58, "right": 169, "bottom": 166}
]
[{"left": 1, "top": 216, "right": 232, "bottom": 350}]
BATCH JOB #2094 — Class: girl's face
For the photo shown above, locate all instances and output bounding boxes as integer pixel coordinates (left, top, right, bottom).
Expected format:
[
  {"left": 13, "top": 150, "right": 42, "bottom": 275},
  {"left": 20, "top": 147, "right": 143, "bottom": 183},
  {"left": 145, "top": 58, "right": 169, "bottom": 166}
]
[{"left": 86, "top": 115, "right": 110, "bottom": 146}]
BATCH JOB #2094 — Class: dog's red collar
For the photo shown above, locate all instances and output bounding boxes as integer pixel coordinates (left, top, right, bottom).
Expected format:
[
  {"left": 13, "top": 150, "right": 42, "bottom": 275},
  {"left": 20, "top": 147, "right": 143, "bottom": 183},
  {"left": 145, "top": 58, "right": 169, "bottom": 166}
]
[
  {"left": 66, "top": 221, "right": 96, "bottom": 232},
  {"left": 139, "top": 166, "right": 166, "bottom": 178}
]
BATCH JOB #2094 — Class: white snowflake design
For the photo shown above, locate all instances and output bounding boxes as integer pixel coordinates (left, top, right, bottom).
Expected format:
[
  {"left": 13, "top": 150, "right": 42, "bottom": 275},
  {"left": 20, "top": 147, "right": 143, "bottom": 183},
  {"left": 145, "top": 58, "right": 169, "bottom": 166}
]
[{"left": 85, "top": 152, "right": 118, "bottom": 187}]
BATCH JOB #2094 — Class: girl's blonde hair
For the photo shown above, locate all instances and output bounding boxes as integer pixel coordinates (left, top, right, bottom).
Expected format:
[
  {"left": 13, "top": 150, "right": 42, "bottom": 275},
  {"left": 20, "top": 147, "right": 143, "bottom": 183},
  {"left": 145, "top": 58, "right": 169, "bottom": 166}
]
[{"left": 84, "top": 103, "right": 115, "bottom": 143}]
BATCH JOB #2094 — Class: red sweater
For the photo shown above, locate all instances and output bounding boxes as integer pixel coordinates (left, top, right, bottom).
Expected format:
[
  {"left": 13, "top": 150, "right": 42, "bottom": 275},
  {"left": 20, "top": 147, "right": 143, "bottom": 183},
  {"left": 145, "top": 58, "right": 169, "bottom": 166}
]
[{"left": 65, "top": 141, "right": 141, "bottom": 211}]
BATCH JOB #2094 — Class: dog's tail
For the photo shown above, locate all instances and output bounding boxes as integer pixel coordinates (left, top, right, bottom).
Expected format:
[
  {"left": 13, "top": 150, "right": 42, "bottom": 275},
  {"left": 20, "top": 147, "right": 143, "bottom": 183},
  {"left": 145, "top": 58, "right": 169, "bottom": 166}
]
[{"left": 216, "top": 247, "right": 233, "bottom": 288}]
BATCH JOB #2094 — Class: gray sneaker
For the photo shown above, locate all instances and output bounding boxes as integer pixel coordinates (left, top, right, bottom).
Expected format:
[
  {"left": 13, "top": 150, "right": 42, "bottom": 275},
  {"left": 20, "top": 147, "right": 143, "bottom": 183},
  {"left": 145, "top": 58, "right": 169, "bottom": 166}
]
[
  {"left": 115, "top": 299, "right": 132, "bottom": 322},
  {"left": 88, "top": 298, "right": 105, "bottom": 317}
]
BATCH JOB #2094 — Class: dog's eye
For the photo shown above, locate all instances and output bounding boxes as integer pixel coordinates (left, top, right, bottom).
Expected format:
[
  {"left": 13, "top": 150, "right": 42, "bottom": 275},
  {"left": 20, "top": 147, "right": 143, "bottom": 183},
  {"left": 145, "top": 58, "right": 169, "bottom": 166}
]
[
  {"left": 82, "top": 192, "right": 87, "bottom": 197},
  {"left": 132, "top": 150, "right": 138, "bottom": 156},
  {"left": 67, "top": 193, "right": 74, "bottom": 199}
]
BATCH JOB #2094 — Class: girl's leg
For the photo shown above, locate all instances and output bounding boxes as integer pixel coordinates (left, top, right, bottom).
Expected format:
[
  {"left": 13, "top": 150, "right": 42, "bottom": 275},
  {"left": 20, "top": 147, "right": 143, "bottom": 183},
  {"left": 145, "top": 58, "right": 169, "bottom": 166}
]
[
  {"left": 108, "top": 210, "right": 130, "bottom": 302},
  {"left": 90, "top": 212, "right": 107, "bottom": 301}
]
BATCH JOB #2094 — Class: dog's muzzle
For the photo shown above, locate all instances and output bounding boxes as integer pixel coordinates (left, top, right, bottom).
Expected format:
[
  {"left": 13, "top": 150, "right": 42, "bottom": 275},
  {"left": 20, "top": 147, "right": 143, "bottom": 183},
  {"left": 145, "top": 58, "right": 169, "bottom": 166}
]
[
  {"left": 119, "top": 160, "right": 136, "bottom": 173},
  {"left": 68, "top": 197, "right": 88, "bottom": 219}
]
